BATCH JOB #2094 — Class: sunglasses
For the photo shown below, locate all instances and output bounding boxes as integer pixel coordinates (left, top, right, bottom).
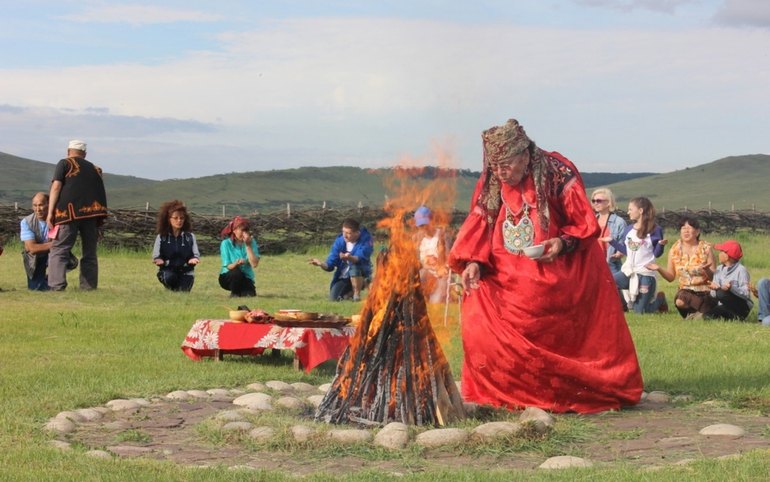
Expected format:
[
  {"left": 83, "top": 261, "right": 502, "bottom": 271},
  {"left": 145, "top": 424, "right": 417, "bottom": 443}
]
[{"left": 591, "top": 198, "right": 608, "bottom": 204}]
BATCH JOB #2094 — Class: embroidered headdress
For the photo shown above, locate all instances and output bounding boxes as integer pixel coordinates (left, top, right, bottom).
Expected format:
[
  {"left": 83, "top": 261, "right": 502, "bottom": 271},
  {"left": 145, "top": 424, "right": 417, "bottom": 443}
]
[{"left": 474, "top": 119, "right": 552, "bottom": 231}]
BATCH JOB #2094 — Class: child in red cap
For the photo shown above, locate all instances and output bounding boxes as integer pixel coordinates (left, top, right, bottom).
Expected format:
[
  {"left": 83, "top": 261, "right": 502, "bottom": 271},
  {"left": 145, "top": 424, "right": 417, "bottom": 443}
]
[{"left": 706, "top": 240, "right": 753, "bottom": 320}]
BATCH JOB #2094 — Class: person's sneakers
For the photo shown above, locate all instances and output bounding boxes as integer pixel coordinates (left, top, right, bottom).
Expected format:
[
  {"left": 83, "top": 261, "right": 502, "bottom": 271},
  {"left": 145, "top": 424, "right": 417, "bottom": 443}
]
[
  {"left": 685, "top": 312, "right": 704, "bottom": 320},
  {"left": 656, "top": 292, "right": 669, "bottom": 313},
  {"left": 352, "top": 294, "right": 361, "bottom": 302}
]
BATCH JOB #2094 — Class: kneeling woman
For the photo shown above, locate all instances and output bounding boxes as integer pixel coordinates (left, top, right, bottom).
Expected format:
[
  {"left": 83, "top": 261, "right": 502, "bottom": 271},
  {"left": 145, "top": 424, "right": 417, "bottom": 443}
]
[
  {"left": 152, "top": 200, "right": 200, "bottom": 292},
  {"left": 219, "top": 216, "right": 260, "bottom": 297}
]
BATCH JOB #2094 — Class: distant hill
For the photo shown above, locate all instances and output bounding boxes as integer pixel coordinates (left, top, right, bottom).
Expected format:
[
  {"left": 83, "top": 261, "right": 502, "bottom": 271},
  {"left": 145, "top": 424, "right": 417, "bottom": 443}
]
[
  {"left": 0, "top": 152, "right": 655, "bottom": 213},
  {"left": 602, "top": 154, "right": 769, "bottom": 213},
  {"left": 0, "top": 152, "right": 157, "bottom": 205}
]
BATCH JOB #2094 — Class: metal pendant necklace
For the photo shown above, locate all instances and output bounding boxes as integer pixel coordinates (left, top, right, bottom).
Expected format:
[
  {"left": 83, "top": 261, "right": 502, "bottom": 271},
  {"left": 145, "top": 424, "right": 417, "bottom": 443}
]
[{"left": 501, "top": 184, "right": 534, "bottom": 254}]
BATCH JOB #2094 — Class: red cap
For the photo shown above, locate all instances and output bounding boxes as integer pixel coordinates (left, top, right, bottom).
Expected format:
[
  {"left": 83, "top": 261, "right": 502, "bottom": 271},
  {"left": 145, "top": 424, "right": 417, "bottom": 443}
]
[{"left": 714, "top": 240, "right": 743, "bottom": 261}]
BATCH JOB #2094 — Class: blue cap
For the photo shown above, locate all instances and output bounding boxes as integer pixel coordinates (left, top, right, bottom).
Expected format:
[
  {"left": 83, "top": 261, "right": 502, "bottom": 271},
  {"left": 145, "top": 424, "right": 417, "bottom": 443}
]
[{"left": 414, "top": 206, "right": 431, "bottom": 227}]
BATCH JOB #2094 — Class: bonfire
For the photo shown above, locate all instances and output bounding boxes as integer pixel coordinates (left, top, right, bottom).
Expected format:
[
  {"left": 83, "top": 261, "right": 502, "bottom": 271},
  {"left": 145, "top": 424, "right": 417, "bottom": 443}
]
[{"left": 316, "top": 163, "right": 465, "bottom": 426}]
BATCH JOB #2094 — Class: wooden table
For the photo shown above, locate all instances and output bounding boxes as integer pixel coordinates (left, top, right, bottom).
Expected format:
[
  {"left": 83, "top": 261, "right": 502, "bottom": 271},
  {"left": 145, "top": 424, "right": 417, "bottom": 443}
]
[{"left": 181, "top": 319, "right": 355, "bottom": 372}]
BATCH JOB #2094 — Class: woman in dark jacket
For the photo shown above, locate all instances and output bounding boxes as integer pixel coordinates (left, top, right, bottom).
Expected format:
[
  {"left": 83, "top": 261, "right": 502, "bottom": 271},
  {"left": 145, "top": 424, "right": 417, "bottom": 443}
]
[{"left": 152, "top": 200, "right": 200, "bottom": 292}]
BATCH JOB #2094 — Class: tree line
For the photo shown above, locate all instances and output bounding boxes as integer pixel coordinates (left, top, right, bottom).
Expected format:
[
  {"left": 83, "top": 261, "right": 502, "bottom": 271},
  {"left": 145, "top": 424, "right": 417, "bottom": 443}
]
[{"left": 1, "top": 205, "right": 769, "bottom": 255}]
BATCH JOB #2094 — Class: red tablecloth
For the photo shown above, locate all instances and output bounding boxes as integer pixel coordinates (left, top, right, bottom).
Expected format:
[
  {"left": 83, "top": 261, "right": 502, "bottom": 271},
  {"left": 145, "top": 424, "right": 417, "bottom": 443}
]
[{"left": 181, "top": 319, "right": 355, "bottom": 373}]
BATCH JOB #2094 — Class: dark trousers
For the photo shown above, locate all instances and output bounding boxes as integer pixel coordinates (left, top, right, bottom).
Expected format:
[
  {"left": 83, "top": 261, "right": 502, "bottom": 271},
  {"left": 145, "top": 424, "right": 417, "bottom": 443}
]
[
  {"left": 330, "top": 277, "right": 353, "bottom": 301},
  {"left": 219, "top": 269, "right": 256, "bottom": 297},
  {"left": 27, "top": 254, "right": 49, "bottom": 291},
  {"left": 675, "top": 289, "right": 716, "bottom": 318},
  {"left": 49, "top": 218, "right": 99, "bottom": 291},
  {"left": 705, "top": 290, "right": 751, "bottom": 320},
  {"left": 157, "top": 268, "right": 195, "bottom": 292}
]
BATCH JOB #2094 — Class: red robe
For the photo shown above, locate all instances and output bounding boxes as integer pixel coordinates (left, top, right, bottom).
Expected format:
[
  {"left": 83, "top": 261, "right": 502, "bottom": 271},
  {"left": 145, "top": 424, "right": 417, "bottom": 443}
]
[{"left": 448, "top": 151, "right": 643, "bottom": 413}]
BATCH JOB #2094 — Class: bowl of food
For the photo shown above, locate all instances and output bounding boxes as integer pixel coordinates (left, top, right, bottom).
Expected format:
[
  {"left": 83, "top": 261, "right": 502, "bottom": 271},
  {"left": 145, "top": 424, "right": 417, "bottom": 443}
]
[
  {"left": 229, "top": 310, "right": 249, "bottom": 322},
  {"left": 522, "top": 244, "right": 545, "bottom": 259}
]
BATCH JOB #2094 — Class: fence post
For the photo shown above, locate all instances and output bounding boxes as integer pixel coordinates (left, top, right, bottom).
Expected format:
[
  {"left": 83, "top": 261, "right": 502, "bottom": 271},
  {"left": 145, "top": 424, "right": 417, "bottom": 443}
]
[
  {"left": 708, "top": 201, "right": 711, "bottom": 215},
  {"left": 357, "top": 201, "right": 363, "bottom": 215},
  {"left": 322, "top": 201, "right": 326, "bottom": 210},
  {"left": 14, "top": 202, "right": 18, "bottom": 211},
  {"left": 222, "top": 205, "right": 226, "bottom": 217},
  {"left": 287, "top": 203, "right": 291, "bottom": 219},
  {"left": 732, "top": 203, "right": 735, "bottom": 212}
]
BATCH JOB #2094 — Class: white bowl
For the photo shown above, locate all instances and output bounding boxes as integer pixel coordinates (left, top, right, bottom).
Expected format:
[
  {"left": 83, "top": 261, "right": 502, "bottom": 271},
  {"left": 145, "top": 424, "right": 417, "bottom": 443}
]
[{"left": 522, "top": 244, "right": 544, "bottom": 259}]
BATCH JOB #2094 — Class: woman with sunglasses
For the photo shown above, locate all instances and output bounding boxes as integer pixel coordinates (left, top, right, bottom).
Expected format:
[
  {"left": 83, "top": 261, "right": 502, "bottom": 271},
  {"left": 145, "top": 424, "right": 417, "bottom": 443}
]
[{"left": 590, "top": 188, "right": 626, "bottom": 275}]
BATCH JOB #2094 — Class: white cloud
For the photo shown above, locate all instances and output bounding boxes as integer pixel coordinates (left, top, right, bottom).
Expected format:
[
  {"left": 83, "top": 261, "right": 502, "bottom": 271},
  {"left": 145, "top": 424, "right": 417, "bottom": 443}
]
[
  {"left": 1, "top": 17, "right": 768, "bottom": 178},
  {"left": 59, "top": 4, "right": 224, "bottom": 25},
  {"left": 713, "top": 0, "right": 770, "bottom": 28},
  {"left": 574, "top": 0, "right": 698, "bottom": 14}
]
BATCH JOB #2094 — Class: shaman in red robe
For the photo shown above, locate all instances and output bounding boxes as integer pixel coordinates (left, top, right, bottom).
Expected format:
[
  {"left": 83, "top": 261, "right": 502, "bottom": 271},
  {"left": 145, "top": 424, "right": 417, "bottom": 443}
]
[{"left": 448, "top": 120, "right": 643, "bottom": 414}]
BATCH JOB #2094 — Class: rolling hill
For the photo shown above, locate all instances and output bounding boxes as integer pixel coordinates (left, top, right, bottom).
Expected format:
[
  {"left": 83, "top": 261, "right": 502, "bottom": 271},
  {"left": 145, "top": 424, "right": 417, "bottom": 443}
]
[
  {"left": 6, "top": 151, "right": 766, "bottom": 214},
  {"left": 603, "top": 154, "right": 769, "bottom": 213}
]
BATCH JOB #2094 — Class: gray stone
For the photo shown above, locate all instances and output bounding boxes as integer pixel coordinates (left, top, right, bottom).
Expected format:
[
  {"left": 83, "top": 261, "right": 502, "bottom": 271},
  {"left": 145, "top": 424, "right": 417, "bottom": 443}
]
[
  {"left": 275, "top": 396, "right": 304, "bottom": 410},
  {"left": 291, "top": 425, "right": 315, "bottom": 442},
  {"left": 165, "top": 391, "right": 191, "bottom": 401},
  {"left": 207, "top": 388, "right": 232, "bottom": 397},
  {"left": 246, "top": 382, "right": 267, "bottom": 392},
  {"left": 519, "top": 407, "right": 554, "bottom": 433},
  {"left": 265, "top": 380, "right": 293, "bottom": 392},
  {"left": 318, "top": 383, "right": 332, "bottom": 393},
  {"left": 645, "top": 391, "right": 670, "bottom": 403},
  {"left": 290, "top": 382, "right": 316, "bottom": 392},
  {"left": 248, "top": 426, "right": 276, "bottom": 442},
  {"left": 50, "top": 440, "right": 72, "bottom": 450},
  {"left": 186, "top": 390, "right": 210, "bottom": 399},
  {"left": 103, "top": 421, "right": 130, "bottom": 430},
  {"left": 306, "top": 395, "right": 325, "bottom": 407},
  {"left": 222, "top": 421, "right": 254, "bottom": 432},
  {"left": 699, "top": 423, "right": 746, "bottom": 437},
  {"left": 415, "top": 428, "right": 468, "bottom": 448},
  {"left": 55, "top": 410, "right": 85, "bottom": 423},
  {"left": 106, "top": 399, "right": 142, "bottom": 411},
  {"left": 45, "top": 418, "right": 75, "bottom": 434},
  {"left": 328, "top": 429, "right": 373, "bottom": 444},
  {"left": 129, "top": 398, "right": 152, "bottom": 406},
  {"left": 538, "top": 455, "right": 593, "bottom": 469},
  {"left": 215, "top": 410, "right": 247, "bottom": 422},
  {"left": 373, "top": 422, "right": 409, "bottom": 450},
  {"left": 85, "top": 449, "right": 111, "bottom": 459},
  {"left": 233, "top": 393, "right": 273, "bottom": 410},
  {"left": 108, "top": 445, "right": 153, "bottom": 456},
  {"left": 472, "top": 421, "right": 523, "bottom": 441},
  {"left": 74, "top": 408, "right": 103, "bottom": 422}
]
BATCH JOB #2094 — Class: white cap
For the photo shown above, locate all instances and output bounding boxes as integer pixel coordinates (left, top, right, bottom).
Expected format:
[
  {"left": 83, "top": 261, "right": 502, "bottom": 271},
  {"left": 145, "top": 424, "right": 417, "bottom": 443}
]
[{"left": 68, "top": 139, "right": 87, "bottom": 151}]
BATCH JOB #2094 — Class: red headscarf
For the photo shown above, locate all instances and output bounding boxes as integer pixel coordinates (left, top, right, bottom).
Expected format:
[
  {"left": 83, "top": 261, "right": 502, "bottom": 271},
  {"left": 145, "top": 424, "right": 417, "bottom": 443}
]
[{"left": 220, "top": 216, "right": 250, "bottom": 239}]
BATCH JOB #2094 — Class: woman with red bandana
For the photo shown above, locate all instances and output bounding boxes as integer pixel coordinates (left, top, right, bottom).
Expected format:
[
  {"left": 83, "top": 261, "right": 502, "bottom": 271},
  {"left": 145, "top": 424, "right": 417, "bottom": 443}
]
[
  {"left": 448, "top": 119, "right": 643, "bottom": 414},
  {"left": 219, "top": 216, "right": 260, "bottom": 297}
]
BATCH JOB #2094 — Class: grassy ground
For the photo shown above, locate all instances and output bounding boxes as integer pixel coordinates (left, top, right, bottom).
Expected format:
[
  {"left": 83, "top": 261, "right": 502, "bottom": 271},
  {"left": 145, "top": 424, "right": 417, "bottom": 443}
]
[{"left": 0, "top": 234, "right": 769, "bottom": 481}]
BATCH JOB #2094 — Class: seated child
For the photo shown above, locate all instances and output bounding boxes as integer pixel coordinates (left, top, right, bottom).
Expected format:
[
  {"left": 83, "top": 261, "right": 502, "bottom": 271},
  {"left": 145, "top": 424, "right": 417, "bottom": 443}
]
[{"left": 705, "top": 240, "right": 753, "bottom": 320}]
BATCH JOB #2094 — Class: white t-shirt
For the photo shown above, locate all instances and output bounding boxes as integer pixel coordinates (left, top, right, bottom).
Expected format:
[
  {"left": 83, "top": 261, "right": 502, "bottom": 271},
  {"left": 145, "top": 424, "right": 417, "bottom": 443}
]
[{"left": 624, "top": 227, "right": 656, "bottom": 272}]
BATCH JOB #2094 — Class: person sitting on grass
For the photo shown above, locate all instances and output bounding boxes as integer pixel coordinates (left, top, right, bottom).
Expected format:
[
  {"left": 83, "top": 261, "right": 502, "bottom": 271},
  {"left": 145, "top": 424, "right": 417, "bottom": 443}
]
[
  {"left": 309, "top": 218, "right": 373, "bottom": 301},
  {"left": 219, "top": 216, "right": 260, "bottom": 297},
  {"left": 705, "top": 240, "right": 753, "bottom": 321},
  {"left": 152, "top": 200, "right": 200, "bottom": 292},
  {"left": 647, "top": 216, "right": 716, "bottom": 320},
  {"left": 609, "top": 196, "right": 668, "bottom": 313}
]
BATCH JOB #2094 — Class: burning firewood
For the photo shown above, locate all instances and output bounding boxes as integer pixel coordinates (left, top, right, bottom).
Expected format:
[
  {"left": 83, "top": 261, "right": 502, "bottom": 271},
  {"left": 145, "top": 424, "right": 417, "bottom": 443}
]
[{"left": 315, "top": 249, "right": 465, "bottom": 426}]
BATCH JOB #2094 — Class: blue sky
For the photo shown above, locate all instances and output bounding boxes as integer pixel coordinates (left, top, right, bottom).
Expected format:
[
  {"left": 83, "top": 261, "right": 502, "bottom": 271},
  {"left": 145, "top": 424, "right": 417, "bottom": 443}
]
[{"left": 1, "top": 0, "right": 768, "bottom": 180}]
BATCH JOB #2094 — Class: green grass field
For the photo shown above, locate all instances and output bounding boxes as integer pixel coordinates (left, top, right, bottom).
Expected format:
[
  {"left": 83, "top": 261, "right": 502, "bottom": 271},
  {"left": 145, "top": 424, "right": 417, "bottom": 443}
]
[{"left": 1, "top": 235, "right": 769, "bottom": 481}]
